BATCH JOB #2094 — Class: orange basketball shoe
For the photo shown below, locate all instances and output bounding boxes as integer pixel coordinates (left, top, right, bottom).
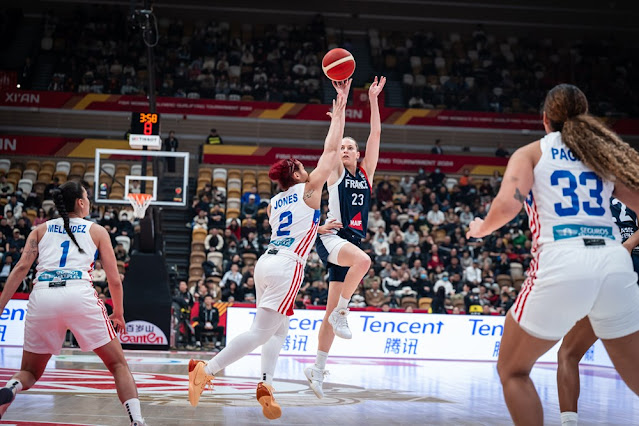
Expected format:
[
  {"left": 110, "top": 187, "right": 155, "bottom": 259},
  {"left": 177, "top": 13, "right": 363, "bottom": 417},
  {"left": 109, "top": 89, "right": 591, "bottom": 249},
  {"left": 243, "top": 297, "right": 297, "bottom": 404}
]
[
  {"left": 256, "top": 382, "right": 282, "bottom": 420},
  {"left": 188, "top": 359, "right": 215, "bottom": 407}
]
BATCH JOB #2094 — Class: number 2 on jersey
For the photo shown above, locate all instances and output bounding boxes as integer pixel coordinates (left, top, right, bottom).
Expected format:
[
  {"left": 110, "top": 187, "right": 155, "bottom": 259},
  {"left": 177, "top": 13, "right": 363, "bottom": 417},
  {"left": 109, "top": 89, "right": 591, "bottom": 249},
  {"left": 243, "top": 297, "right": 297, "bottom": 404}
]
[
  {"left": 550, "top": 170, "right": 605, "bottom": 217},
  {"left": 277, "top": 211, "right": 293, "bottom": 236},
  {"left": 59, "top": 240, "right": 70, "bottom": 267},
  {"left": 612, "top": 198, "right": 633, "bottom": 223}
]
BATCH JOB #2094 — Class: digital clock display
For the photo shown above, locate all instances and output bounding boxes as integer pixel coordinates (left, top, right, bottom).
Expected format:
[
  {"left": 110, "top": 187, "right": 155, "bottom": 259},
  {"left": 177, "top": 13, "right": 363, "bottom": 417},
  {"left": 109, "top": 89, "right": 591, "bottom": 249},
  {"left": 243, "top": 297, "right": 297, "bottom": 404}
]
[{"left": 131, "top": 112, "right": 160, "bottom": 136}]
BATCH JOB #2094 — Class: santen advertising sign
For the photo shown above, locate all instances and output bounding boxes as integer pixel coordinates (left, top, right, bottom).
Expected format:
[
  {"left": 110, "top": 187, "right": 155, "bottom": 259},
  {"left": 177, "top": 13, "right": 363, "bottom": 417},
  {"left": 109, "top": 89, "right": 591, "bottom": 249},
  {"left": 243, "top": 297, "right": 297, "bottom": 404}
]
[
  {"left": 118, "top": 320, "right": 168, "bottom": 346},
  {"left": 226, "top": 308, "right": 613, "bottom": 367},
  {"left": 0, "top": 299, "right": 28, "bottom": 346}
]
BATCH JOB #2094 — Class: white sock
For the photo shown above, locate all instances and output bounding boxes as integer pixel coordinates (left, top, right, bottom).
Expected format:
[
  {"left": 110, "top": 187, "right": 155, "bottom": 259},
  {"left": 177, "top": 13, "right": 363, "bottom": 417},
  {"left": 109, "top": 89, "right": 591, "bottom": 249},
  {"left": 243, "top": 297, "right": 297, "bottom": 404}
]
[
  {"left": 315, "top": 350, "right": 329, "bottom": 370},
  {"left": 261, "top": 373, "right": 274, "bottom": 386},
  {"left": 205, "top": 359, "right": 219, "bottom": 376},
  {"left": 123, "top": 398, "right": 143, "bottom": 422},
  {"left": 560, "top": 411, "right": 578, "bottom": 426},
  {"left": 336, "top": 296, "right": 349, "bottom": 310},
  {"left": 5, "top": 379, "right": 23, "bottom": 395}
]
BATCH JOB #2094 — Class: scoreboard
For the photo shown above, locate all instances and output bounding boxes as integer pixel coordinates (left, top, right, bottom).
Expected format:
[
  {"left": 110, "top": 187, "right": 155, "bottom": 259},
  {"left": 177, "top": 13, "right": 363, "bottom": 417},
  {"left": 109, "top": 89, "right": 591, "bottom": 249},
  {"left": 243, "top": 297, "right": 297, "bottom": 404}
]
[{"left": 129, "top": 112, "right": 161, "bottom": 149}]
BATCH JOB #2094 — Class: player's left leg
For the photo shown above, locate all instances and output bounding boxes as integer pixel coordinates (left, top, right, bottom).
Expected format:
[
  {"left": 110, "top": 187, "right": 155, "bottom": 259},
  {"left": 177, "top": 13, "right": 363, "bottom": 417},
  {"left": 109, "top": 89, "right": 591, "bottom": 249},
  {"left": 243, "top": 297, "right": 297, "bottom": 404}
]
[
  {"left": 94, "top": 339, "right": 146, "bottom": 425},
  {"left": 600, "top": 330, "right": 639, "bottom": 395},
  {"left": 306, "top": 277, "right": 342, "bottom": 398},
  {"left": 257, "top": 316, "right": 290, "bottom": 419},
  {"left": 189, "top": 307, "right": 286, "bottom": 406},
  {"left": 556, "top": 317, "right": 597, "bottom": 426},
  {"left": 0, "top": 351, "right": 51, "bottom": 419},
  {"left": 497, "top": 313, "right": 559, "bottom": 426}
]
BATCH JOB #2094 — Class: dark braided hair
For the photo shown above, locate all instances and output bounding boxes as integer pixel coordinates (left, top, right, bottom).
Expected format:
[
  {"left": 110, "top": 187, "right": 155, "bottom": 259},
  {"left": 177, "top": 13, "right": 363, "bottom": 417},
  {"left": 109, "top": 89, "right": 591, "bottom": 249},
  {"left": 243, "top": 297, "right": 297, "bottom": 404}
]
[
  {"left": 52, "top": 181, "right": 85, "bottom": 253},
  {"left": 543, "top": 84, "right": 639, "bottom": 190}
]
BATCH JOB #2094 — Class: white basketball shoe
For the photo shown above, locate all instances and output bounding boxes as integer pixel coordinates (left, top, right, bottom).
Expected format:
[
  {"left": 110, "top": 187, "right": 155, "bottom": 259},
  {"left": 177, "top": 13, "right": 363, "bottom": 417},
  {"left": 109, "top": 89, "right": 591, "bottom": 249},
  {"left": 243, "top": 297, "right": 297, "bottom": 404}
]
[
  {"left": 304, "top": 366, "right": 329, "bottom": 399},
  {"left": 329, "top": 308, "right": 352, "bottom": 339}
]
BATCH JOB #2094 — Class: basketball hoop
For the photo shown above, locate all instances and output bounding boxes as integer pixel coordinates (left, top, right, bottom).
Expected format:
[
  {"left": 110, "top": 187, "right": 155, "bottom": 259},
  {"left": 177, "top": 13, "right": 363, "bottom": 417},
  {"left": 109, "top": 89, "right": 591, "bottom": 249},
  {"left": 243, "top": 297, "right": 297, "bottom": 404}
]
[{"left": 127, "top": 193, "right": 153, "bottom": 218}]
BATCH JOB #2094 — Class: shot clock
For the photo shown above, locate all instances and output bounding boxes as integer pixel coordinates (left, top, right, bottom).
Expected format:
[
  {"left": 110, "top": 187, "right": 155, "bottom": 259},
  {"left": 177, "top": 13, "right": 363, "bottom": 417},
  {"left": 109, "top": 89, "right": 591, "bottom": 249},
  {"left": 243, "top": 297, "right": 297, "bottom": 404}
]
[{"left": 129, "top": 112, "right": 162, "bottom": 149}]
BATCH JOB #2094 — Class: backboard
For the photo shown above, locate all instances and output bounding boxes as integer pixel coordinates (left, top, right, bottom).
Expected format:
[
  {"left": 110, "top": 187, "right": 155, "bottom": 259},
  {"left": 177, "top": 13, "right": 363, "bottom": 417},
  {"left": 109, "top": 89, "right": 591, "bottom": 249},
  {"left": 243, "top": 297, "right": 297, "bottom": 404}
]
[{"left": 94, "top": 148, "right": 189, "bottom": 207}]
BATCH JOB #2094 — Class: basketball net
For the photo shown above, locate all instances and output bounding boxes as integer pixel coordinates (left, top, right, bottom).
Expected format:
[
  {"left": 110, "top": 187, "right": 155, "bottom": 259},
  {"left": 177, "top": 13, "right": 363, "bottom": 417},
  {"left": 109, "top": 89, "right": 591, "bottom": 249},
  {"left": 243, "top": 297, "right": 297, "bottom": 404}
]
[{"left": 127, "top": 193, "right": 153, "bottom": 218}]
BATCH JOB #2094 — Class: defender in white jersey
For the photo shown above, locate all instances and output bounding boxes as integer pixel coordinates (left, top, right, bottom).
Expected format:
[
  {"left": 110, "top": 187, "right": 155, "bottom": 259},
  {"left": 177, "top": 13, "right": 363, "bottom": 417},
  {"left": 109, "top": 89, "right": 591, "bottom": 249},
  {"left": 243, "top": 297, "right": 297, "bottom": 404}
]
[
  {"left": 0, "top": 181, "right": 146, "bottom": 425},
  {"left": 188, "top": 83, "right": 350, "bottom": 419},
  {"left": 467, "top": 84, "right": 639, "bottom": 425}
]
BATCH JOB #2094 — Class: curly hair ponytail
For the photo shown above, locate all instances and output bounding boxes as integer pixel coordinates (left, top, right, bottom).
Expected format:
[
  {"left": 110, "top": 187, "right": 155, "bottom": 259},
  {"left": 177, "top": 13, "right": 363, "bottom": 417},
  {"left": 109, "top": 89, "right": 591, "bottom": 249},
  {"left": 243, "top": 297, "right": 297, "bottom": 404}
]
[
  {"left": 52, "top": 181, "right": 85, "bottom": 253},
  {"left": 543, "top": 84, "right": 639, "bottom": 190}
]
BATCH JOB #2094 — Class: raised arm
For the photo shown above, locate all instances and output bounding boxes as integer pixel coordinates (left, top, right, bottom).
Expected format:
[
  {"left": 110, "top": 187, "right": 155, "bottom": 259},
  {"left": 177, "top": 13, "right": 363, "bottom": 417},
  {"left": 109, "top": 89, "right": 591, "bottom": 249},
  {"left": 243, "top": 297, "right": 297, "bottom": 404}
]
[
  {"left": 466, "top": 142, "right": 538, "bottom": 239},
  {"left": 306, "top": 83, "right": 350, "bottom": 194},
  {"left": 0, "top": 227, "right": 42, "bottom": 312},
  {"left": 329, "top": 79, "right": 350, "bottom": 180},
  {"left": 361, "top": 76, "right": 387, "bottom": 180},
  {"left": 93, "top": 224, "right": 126, "bottom": 332}
]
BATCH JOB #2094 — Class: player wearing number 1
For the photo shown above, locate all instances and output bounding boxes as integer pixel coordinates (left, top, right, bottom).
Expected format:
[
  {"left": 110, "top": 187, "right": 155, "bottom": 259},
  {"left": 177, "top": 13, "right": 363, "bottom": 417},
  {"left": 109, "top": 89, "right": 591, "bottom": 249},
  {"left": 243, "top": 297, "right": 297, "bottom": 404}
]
[
  {"left": 187, "top": 81, "right": 350, "bottom": 419},
  {"left": 0, "top": 181, "right": 146, "bottom": 425},
  {"left": 466, "top": 84, "right": 639, "bottom": 426}
]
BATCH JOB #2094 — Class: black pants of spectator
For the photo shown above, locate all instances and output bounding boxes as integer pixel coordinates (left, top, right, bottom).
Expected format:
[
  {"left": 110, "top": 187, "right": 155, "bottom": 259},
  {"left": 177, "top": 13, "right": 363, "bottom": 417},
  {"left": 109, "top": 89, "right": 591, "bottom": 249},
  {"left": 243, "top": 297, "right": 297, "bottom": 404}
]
[
  {"left": 166, "top": 157, "right": 176, "bottom": 173},
  {"left": 178, "top": 318, "right": 195, "bottom": 346},
  {"left": 194, "top": 324, "right": 225, "bottom": 344}
]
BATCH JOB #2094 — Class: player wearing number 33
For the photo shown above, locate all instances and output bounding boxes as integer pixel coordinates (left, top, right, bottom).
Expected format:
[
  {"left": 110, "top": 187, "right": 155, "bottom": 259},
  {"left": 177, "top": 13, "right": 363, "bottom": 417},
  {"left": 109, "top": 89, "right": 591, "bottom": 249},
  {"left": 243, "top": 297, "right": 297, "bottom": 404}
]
[
  {"left": 0, "top": 181, "right": 146, "bottom": 424},
  {"left": 465, "top": 84, "right": 639, "bottom": 426},
  {"left": 188, "top": 80, "right": 351, "bottom": 419}
]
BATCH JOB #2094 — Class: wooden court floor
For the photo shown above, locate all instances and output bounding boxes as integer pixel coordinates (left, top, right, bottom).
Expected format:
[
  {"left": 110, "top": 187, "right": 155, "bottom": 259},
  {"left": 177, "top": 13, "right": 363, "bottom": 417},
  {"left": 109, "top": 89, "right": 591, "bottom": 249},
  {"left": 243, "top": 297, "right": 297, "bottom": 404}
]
[{"left": 0, "top": 347, "right": 637, "bottom": 425}]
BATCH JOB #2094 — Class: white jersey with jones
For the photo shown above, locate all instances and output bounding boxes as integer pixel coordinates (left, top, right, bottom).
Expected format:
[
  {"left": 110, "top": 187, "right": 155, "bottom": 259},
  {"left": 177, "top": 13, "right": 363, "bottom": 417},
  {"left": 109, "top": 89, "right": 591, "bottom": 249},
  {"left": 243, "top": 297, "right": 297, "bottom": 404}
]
[
  {"left": 35, "top": 217, "right": 98, "bottom": 284},
  {"left": 268, "top": 183, "right": 320, "bottom": 261},
  {"left": 524, "top": 131, "right": 621, "bottom": 247}
]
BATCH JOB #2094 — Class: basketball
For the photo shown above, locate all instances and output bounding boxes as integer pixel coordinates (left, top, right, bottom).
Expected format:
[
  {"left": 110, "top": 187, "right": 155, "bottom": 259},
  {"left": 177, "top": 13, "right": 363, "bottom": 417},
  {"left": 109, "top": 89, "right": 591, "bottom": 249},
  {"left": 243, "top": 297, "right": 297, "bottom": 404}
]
[{"left": 322, "top": 48, "right": 356, "bottom": 81}]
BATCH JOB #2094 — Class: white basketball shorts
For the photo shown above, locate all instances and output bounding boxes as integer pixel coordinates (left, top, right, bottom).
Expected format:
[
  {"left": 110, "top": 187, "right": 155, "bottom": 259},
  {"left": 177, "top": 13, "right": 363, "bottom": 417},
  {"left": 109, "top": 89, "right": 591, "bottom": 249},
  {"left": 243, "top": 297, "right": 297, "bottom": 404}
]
[
  {"left": 24, "top": 281, "right": 116, "bottom": 355},
  {"left": 317, "top": 232, "right": 349, "bottom": 264},
  {"left": 254, "top": 251, "right": 305, "bottom": 316},
  {"left": 511, "top": 241, "right": 639, "bottom": 340}
]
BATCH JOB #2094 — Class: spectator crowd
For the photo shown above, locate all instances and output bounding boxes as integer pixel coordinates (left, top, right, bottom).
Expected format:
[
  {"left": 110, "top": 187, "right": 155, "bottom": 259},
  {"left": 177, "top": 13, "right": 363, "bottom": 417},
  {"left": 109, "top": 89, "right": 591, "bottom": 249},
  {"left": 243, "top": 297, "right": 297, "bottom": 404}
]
[
  {"left": 39, "top": 6, "right": 325, "bottom": 104},
  {"left": 183, "top": 163, "right": 529, "bottom": 333}
]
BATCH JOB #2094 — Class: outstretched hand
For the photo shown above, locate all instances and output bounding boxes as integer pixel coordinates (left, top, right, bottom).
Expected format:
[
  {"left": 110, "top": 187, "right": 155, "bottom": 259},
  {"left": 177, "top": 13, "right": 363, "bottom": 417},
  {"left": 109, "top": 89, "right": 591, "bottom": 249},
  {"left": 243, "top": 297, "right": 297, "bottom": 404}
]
[
  {"left": 332, "top": 78, "right": 352, "bottom": 99},
  {"left": 465, "top": 218, "right": 486, "bottom": 239},
  {"left": 318, "top": 218, "right": 343, "bottom": 234},
  {"left": 368, "top": 76, "right": 386, "bottom": 99}
]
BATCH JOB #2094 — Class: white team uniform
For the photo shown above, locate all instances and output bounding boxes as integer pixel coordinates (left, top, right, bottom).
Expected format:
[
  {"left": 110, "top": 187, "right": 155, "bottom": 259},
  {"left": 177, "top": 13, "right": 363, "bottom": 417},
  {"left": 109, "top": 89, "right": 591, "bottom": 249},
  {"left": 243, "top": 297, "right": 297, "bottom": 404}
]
[
  {"left": 254, "top": 183, "right": 320, "bottom": 316},
  {"left": 511, "top": 132, "right": 639, "bottom": 340},
  {"left": 24, "top": 217, "right": 116, "bottom": 354}
]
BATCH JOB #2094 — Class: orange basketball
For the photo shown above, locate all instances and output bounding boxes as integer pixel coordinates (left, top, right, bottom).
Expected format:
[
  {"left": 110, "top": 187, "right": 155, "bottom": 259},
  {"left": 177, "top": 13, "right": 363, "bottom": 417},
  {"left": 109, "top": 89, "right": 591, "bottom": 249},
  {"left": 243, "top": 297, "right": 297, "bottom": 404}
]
[{"left": 322, "top": 48, "right": 356, "bottom": 81}]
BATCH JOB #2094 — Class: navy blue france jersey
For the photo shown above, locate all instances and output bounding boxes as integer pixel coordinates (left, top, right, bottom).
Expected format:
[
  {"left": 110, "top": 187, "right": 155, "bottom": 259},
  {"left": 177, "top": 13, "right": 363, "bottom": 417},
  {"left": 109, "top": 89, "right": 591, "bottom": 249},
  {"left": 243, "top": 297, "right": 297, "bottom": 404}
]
[
  {"left": 611, "top": 198, "right": 639, "bottom": 254},
  {"left": 326, "top": 167, "right": 372, "bottom": 240}
]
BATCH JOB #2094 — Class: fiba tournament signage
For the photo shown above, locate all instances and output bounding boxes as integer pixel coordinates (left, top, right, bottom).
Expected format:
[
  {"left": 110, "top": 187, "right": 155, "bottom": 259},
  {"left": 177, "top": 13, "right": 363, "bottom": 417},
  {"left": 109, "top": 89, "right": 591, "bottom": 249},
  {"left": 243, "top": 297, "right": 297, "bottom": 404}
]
[
  {"left": 119, "top": 320, "right": 167, "bottom": 345},
  {"left": 0, "top": 299, "right": 28, "bottom": 346}
]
